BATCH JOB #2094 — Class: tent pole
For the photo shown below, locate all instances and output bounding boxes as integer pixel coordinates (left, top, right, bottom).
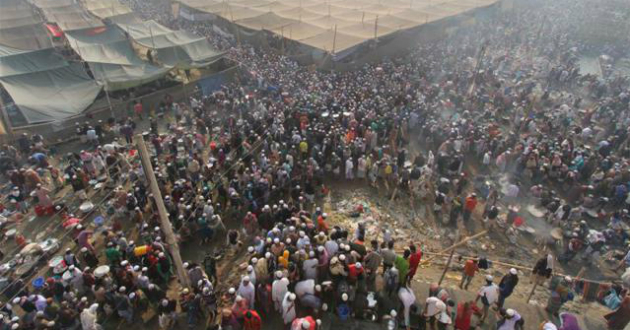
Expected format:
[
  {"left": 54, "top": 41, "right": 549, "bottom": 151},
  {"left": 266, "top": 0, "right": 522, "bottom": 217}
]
[
  {"left": 280, "top": 26, "right": 285, "bottom": 55},
  {"left": 0, "top": 95, "right": 15, "bottom": 139},
  {"left": 149, "top": 24, "right": 156, "bottom": 50},
  {"left": 374, "top": 15, "right": 378, "bottom": 39},
  {"left": 104, "top": 83, "right": 115, "bottom": 118},
  {"left": 230, "top": 10, "right": 241, "bottom": 48},
  {"left": 332, "top": 24, "right": 337, "bottom": 54}
]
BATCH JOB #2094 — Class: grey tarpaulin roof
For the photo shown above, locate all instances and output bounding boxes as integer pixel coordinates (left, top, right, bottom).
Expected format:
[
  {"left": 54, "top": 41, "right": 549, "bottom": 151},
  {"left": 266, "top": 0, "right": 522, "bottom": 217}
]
[
  {"left": 0, "top": 62, "right": 102, "bottom": 123},
  {"left": 65, "top": 26, "right": 170, "bottom": 90},
  {"left": 0, "top": 16, "right": 41, "bottom": 29},
  {"left": 0, "top": 0, "right": 52, "bottom": 50},
  {"left": 116, "top": 19, "right": 224, "bottom": 68},
  {"left": 45, "top": 10, "right": 106, "bottom": 31},
  {"left": 88, "top": 62, "right": 169, "bottom": 91},
  {"left": 65, "top": 26, "right": 143, "bottom": 65},
  {"left": 29, "top": 0, "right": 75, "bottom": 8},
  {"left": 0, "top": 24, "right": 52, "bottom": 50},
  {"left": 80, "top": 0, "right": 224, "bottom": 69},
  {"left": 0, "top": 45, "right": 67, "bottom": 77}
]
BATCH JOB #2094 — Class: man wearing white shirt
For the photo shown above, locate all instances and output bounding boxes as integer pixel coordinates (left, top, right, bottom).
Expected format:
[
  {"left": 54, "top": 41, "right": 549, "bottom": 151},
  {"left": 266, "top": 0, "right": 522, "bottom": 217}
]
[
  {"left": 476, "top": 275, "right": 499, "bottom": 323},
  {"left": 282, "top": 292, "right": 297, "bottom": 325},
  {"left": 237, "top": 276, "right": 255, "bottom": 309},
  {"left": 398, "top": 286, "right": 416, "bottom": 330},
  {"left": 424, "top": 296, "right": 444, "bottom": 330}
]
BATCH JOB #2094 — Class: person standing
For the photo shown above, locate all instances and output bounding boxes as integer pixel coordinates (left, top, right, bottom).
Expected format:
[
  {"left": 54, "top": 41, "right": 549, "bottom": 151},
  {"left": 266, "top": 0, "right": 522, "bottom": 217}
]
[
  {"left": 345, "top": 158, "right": 354, "bottom": 180},
  {"left": 546, "top": 276, "right": 574, "bottom": 317},
  {"left": 35, "top": 184, "right": 53, "bottom": 210},
  {"left": 475, "top": 275, "right": 499, "bottom": 324},
  {"left": 406, "top": 244, "right": 422, "bottom": 285},
  {"left": 605, "top": 292, "right": 630, "bottom": 330},
  {"left": 134, "top": 101, "right": 143, "bottom": 120},
  {"left": 454, "top": 301, "right": 474, "bottom": 330},
  {"left": 243, "top": 310, "right": 262, "bottom": 330},
  {"left": 532, "top": 254, "right": 554, "bottom": 285},
  {"left": 496, "top": 308, "right": 524, "bottom": 330},
  {"left": 363, "top": 240, "right": 382, "bottom": 291},
  {"left": 459, "top": 258, "right": 478, "bottom": 290},
  {"left": 498, "top": 268, "right": 519, "bottom": 309},
  {"left": 394, "top": 250, "right": 410, "bottom": 289},
  {"left": 281, "top": 293, "right": 297, "bottom": 326},
  {"left": 463, "top": 193, "right": 478, "bottom": 223}
]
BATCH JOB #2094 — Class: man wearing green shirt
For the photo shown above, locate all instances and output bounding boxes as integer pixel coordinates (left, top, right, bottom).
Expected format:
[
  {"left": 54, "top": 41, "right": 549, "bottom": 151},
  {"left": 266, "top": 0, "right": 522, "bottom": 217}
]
[
  {"left": 395, "top": 249, "right": 411, "bottom": 286},
  {"left": 105, "top": 242, "right": 121, "bottom": 265}
]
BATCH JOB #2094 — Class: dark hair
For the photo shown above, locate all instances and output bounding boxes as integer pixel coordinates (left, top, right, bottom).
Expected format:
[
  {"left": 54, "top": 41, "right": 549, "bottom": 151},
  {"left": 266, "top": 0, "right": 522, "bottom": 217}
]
[{"left": 387, "top": 240, "right": 394, "bottom": 249}]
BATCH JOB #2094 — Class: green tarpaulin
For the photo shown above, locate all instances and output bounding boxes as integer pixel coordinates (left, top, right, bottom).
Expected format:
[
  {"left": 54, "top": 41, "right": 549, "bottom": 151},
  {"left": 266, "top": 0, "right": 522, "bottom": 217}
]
[
  {"left": 65, "top": 26, "right": 170, "bottom": 90},
  {"left": 115, "top": 19, "right": 224, "bottom": 69},
  {"left": 0, "top": 46, "right": 67, "bottom": 78},
  {"left": 0, "top": 63, "right": 102, "bottom": 123}
]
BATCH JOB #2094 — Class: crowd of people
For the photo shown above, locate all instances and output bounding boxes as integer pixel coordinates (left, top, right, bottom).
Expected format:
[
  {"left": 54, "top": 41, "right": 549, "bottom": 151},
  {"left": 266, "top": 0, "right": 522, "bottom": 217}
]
[{"left": 1, "top": 0, "right": 630, "bottom": 329}]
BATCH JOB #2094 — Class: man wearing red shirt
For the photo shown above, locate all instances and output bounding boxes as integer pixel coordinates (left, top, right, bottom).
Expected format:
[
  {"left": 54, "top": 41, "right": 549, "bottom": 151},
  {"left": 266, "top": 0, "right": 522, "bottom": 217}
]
[
  {"left": 463, "top": 193, "right": 478, "bottom": 222},
  {"left": 347, "top": 262, "right": 364, "bottom": 283},
  {"left": 460, "top": 258, "right": 479, "bottom": 290},
  {"left": 243, "top": 310, "right": 262, "bottom": 330},
  {"left": 406, "top": 244, "right": 423, "bottom": 285},
  {"left": 133, "top": 101, "right": 143, "bottom": 120}
]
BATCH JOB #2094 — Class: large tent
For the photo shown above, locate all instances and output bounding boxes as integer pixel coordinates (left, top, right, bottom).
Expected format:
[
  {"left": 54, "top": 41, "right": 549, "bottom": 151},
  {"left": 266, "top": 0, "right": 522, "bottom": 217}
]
[
  {"left": 0, "top": 45, "right": 102, "bottom": 123},
  {"left": 115, "top": 19, "right": 225, "bottom": 69},
  {"left": 0, "top": 0, "right": 103, "bottom": 125},
  {"left": 65, "top": 26, "right": 171, "bottom": 91},
  {"left": 0, "top": 0, "right": 52, "bottom": 50},
  {"left": 80, "top": 0, "right": 225, "bottom": 69},
  {"left": 178, "top": 0, "right": 499, "bottom": 55}
]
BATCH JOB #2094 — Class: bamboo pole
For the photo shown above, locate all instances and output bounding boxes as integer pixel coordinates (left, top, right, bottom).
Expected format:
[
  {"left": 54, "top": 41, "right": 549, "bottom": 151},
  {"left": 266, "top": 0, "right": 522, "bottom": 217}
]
[
  {"left": 135, "top": 135, "right": 190, "bottom": 288},
  {"left": 438, "top": 247, "right": 456, "bottom": 286},
  {"left": 331, "top": 24, "right": 337, "bottom": 54},
  {"left": 424, "top": 230, "right": 488, "bottom": 263},
  {"left": 526, "top": 282, "right": 538, "bottom": 303}
]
